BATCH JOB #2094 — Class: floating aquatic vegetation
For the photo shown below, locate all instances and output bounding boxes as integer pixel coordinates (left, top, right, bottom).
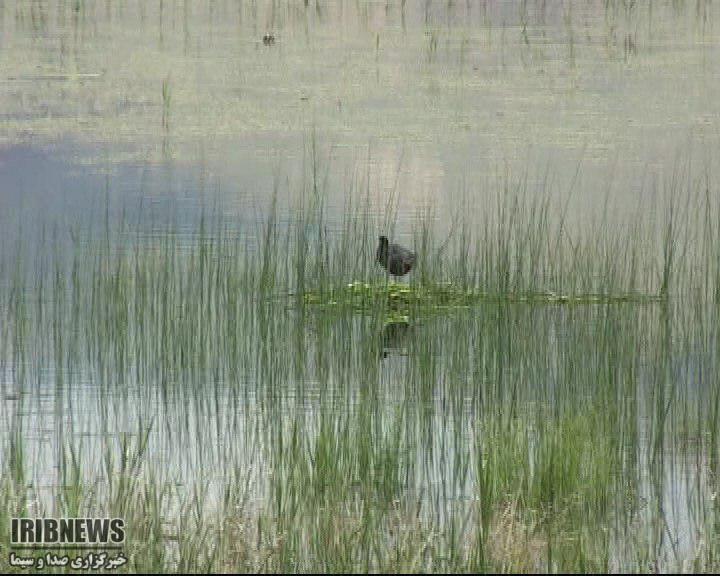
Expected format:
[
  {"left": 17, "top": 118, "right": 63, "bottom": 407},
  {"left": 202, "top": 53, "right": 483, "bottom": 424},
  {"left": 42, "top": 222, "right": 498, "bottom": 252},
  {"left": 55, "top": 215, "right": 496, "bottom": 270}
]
[{"left": 301, "top": 280, "right": 665, "bottom": 313}]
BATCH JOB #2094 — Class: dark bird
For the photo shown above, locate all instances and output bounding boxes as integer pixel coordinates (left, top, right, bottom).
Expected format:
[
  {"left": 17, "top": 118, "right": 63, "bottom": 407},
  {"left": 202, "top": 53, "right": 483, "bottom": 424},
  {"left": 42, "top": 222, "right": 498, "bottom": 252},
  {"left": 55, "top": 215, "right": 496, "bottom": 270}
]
[
  {"left": 263, "top": 33, "right": 275, "bottom": 46},
  {"left": 376, "top": 235, "right": 416, "bottom": 278}
]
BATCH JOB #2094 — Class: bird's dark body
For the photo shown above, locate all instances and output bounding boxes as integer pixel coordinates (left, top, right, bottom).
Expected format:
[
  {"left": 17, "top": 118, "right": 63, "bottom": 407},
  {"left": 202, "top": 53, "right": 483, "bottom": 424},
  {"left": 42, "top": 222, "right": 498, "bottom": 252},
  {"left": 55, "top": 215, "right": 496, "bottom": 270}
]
[{"left": 376, "top": 236, "right": 416, "bottom": 277}]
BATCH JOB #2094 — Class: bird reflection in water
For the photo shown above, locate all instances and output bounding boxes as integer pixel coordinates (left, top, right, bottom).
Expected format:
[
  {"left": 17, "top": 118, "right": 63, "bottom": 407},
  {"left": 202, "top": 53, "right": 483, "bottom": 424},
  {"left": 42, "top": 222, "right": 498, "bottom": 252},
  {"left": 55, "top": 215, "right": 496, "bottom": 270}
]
[{"left": 381, "top": 320, "right": 413, "bottom": 359}]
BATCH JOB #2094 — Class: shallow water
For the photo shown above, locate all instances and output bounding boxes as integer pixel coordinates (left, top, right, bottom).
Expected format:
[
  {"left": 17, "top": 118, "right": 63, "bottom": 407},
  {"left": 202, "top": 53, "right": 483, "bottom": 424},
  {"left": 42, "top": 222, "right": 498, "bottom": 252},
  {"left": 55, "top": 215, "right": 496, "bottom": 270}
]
[
  {"left": 2, "top": 1, "right": 719, "bottom": 234},
  {"left": 1, "top": 1, "right": 720, "bottom": 571}
]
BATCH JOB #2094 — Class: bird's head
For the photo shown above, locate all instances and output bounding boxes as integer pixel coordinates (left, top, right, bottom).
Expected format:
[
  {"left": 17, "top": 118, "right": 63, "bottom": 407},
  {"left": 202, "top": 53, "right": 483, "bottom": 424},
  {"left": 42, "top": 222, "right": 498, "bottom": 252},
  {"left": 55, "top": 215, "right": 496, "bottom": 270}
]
[{"left": 376, "top": 235, "right": 389, "bottom": 263}]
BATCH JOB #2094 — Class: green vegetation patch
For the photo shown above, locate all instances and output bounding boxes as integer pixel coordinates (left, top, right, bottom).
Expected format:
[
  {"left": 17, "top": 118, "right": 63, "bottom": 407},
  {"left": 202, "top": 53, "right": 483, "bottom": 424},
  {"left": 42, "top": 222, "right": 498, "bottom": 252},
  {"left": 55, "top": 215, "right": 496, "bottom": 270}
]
[{"left": 302, "top": 280, "right": 666, "bottom": 312}]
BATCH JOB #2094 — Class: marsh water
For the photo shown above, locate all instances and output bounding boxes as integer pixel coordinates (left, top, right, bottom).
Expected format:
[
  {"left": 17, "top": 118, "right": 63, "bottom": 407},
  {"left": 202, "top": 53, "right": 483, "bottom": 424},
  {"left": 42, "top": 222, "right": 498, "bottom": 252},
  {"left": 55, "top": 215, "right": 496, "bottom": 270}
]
[{"left": 2, "top": 1, "right": 720, "bottom": 572}]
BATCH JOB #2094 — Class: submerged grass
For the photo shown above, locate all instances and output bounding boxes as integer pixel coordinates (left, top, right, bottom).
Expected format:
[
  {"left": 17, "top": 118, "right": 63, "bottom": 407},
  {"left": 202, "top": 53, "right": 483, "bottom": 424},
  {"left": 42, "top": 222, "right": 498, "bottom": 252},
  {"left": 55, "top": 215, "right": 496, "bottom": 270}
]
[{"left": 1, "top": 161, "right": 720, "bottom": 573}]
